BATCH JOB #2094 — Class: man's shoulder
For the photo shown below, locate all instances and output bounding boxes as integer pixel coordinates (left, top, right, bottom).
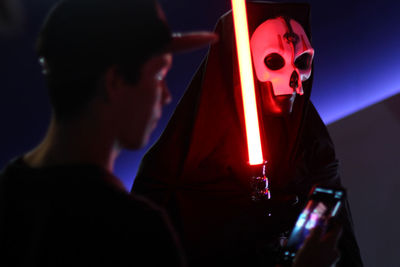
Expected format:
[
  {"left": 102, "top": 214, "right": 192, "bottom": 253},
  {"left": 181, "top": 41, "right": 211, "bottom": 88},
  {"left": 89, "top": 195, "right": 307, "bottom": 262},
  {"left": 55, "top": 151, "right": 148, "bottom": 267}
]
[
  {"left": 126, "top": 192, "right": 164, "bottom": 213},
  {"left": 0, "top": 157, "right": 185, "bottom": 266},
  {"left": 114, "top": 191, "right": 171, "bottom": 231},
  {"left": 0, "top": 156, "right": 171, "bottom": 232},
  {"left": 0, "top": 157, "right": 163, "bottom": 218}
]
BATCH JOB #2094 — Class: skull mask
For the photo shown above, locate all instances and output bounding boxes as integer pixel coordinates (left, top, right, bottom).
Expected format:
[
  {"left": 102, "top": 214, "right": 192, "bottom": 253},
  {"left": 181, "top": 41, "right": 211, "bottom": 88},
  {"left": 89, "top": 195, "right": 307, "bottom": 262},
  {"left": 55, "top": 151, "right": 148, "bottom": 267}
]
[{"left": 250, "top": 17, "right": 314, "bottom": 115}]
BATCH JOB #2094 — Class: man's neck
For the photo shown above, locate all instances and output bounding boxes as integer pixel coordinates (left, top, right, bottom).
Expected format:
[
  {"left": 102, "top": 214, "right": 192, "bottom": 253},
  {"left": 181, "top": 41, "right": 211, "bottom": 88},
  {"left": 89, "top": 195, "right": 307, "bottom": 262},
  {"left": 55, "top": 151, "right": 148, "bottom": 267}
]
[{"left": 23, "top": 115, "right": 119, "bottom": 173}]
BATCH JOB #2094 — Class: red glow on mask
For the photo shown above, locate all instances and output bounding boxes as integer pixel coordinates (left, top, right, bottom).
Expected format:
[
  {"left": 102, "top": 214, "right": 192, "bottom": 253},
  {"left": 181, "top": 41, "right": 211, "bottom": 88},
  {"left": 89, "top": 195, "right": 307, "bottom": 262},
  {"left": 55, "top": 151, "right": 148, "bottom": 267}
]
[
  {"left": 250, "top": 18, "right": 314, "bottom": 97},
  {"left": 231, "top": 0, "right": 264, "bottom": 165}
]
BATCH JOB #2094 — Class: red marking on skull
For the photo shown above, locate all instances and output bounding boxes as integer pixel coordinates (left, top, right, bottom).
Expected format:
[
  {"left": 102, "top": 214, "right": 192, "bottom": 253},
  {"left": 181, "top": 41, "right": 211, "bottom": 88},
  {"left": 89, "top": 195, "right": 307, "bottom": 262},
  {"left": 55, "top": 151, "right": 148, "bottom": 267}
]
[{"left": 277, "top": 34, "right": 284, "bottom": 51}]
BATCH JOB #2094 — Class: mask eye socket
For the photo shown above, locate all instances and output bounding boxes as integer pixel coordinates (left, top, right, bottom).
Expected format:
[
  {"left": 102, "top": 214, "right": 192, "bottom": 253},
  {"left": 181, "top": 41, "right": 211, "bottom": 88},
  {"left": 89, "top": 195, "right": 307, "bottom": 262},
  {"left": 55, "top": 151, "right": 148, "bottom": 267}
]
[
  {"left": 295, "top": 53, "right": 313, "bottom": 70},
  {"left": 264, "top": 53, "right": 285, "bottom": 70}
]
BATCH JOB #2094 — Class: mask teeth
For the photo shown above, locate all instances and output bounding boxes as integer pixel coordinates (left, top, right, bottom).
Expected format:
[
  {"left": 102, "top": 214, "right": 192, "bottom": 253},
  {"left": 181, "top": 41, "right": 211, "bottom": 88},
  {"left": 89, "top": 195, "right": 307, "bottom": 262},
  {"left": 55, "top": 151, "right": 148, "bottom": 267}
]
[
  {"left": 297, "top": 85, "right": 304, "bottom": 95},
  {"left": 289, "top": 71, "right": 300, "bottom": 92}
]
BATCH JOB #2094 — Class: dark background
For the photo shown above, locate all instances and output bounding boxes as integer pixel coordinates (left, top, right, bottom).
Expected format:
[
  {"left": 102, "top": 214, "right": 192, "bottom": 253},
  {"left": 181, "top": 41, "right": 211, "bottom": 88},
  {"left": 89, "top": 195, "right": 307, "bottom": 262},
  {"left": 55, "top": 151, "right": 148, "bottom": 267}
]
[{"left": 1, "top": 0, "right": 399, "bottom": 193}]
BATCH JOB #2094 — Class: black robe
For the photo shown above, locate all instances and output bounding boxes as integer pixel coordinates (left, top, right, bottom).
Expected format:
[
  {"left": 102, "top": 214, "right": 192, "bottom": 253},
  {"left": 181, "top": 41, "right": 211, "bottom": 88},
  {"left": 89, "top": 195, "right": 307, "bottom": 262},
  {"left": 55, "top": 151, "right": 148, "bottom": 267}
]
[{"left": 132, "top": 2, "right": 363, "bottom": 266}]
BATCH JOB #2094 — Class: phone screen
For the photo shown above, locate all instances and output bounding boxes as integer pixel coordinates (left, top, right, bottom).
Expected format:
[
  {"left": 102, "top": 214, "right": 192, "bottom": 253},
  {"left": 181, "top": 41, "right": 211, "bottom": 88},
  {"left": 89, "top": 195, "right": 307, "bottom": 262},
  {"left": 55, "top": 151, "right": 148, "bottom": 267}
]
[{"left": 280, "top": 186, "right": 345, "bottom": 263}]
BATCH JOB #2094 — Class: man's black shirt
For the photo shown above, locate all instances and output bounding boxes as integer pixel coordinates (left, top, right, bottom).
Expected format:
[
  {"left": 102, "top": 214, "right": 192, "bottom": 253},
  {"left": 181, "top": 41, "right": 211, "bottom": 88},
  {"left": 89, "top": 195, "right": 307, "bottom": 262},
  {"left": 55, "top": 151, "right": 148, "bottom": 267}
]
[{"left": 0, "top": 157, "right": 184, "bottom": 266}]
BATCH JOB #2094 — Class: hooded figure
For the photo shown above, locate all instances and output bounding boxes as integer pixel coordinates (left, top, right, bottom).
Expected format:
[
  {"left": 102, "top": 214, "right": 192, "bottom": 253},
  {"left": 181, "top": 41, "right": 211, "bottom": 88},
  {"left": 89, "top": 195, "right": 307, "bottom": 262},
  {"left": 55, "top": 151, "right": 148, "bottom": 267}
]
[{"left": 132, "top": 2, "right": 363, "bottom": 266}]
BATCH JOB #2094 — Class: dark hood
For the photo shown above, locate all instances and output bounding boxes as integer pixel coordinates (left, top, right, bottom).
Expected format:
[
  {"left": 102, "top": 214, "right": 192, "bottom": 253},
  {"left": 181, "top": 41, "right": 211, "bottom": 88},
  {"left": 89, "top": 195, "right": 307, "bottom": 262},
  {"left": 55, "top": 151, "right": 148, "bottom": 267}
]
[{"left": 133, "top": 1, "right": 316, "bottom": 197}]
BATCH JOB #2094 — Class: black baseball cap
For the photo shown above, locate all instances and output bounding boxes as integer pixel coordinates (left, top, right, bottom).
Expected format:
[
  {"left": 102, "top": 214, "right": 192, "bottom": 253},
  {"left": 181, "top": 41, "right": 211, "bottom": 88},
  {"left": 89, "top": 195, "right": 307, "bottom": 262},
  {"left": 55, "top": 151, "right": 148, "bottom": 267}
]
[{"left": 36, "top": 0, "right": 217, "bottom": 75}]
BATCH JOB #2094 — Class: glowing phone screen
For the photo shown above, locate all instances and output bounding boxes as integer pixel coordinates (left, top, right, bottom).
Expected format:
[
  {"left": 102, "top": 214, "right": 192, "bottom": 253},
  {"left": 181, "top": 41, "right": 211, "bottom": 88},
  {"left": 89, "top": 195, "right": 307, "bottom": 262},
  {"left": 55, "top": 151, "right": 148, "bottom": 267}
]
[{"left": 280, "top": 187, "right": 345, "bottom": 263}]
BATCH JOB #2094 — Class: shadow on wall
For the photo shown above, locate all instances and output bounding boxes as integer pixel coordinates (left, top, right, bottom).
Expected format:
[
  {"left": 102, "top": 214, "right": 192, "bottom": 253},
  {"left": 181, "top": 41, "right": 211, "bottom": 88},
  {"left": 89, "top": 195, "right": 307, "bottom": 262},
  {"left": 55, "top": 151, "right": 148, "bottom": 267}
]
[{"left": 327, "top": 93, "right": 400, "bottom": 267}]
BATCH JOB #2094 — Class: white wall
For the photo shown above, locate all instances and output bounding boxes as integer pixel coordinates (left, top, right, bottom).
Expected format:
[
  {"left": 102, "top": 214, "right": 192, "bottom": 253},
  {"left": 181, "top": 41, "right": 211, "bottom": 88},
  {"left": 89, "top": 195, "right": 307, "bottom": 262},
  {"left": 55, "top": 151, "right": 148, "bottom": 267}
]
[{"left": 327, "top": 93, "right": 400, "bottom": 267}]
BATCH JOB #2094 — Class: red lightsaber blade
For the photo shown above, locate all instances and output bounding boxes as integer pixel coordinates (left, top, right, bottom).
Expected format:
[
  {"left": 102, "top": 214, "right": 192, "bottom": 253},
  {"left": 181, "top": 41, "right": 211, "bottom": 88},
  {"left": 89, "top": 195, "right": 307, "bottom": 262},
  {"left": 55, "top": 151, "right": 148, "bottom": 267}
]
[{"left": 231, "top": 0, "right": 264, "bottom": 165}]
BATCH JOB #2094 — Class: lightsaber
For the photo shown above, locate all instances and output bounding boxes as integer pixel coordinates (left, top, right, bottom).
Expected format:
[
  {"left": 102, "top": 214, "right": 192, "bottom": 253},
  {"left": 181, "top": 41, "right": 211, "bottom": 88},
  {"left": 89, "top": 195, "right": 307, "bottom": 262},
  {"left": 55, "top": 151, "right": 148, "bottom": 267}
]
[{"left": 231, "top": 0, "right": 264, "bottom": 165}]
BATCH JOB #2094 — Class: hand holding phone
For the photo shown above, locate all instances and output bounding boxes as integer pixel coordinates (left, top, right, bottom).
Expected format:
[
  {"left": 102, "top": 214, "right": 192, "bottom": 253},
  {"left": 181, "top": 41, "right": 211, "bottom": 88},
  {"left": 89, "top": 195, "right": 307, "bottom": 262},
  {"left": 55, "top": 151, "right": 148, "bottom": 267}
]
[
  {"left": 292, "top": 219, "right": 342, "bottom": 267},
  {"left": 278, "top": 186, "right": 345, "bottom": 266}
]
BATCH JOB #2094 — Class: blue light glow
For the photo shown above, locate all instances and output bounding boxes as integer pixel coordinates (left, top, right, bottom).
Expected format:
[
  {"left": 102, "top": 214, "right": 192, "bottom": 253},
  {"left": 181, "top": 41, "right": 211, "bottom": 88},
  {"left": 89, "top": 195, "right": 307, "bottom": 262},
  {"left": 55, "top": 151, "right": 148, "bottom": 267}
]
[
  {"left": 334, "top": 191, "right": 343, "bottom": 199},
  {"left": 314, "top": 188, "right": 333, "bottom": 194},
  {"left": 331, "top": 201, "right": 342, "bottom": 217}
]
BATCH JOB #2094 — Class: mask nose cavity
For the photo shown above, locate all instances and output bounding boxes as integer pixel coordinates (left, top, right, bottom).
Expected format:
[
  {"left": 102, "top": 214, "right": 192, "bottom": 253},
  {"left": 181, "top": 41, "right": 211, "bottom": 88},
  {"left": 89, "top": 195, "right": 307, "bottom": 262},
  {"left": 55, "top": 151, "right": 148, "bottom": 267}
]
[{"left": 289, "top": 71, "right": 299, "bottom": 91}]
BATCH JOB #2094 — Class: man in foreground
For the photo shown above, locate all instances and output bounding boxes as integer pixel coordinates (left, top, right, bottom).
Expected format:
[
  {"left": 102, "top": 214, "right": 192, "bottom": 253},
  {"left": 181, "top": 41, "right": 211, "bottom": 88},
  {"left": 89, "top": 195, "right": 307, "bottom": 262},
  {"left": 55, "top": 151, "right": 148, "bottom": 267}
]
[{"left": 0, "top": 0, "right": 216, "bottom": 265}]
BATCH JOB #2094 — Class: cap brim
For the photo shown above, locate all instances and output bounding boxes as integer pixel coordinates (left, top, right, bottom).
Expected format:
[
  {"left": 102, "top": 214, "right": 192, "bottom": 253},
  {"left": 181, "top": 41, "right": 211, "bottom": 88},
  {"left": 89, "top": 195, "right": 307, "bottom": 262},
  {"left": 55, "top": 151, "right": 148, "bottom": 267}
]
[{"left": 165, "top": 31, "right": 218, "bottom": 53}]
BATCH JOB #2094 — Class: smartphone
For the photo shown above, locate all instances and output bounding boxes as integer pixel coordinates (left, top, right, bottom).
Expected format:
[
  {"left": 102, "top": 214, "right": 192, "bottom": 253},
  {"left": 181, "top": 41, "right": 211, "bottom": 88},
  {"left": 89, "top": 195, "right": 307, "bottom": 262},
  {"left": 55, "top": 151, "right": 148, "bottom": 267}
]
[{"left": 279, "top": 186, "right": 345, "bottom": 264}]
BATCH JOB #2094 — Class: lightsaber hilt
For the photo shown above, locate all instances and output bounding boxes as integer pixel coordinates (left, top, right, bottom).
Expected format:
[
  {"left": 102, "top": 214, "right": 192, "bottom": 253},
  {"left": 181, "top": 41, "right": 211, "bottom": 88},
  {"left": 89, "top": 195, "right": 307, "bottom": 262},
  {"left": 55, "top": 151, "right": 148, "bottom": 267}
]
[{"left": 251, "top": 161, "right": 271, "bottom": 201}]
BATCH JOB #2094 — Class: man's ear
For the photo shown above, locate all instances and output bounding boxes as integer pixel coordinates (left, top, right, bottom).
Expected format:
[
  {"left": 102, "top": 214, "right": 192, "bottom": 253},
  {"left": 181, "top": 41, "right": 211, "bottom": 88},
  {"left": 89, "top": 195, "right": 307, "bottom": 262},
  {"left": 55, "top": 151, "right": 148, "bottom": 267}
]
[{"left": 104, "top": 65, "right": 126, "bottom": 102}]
